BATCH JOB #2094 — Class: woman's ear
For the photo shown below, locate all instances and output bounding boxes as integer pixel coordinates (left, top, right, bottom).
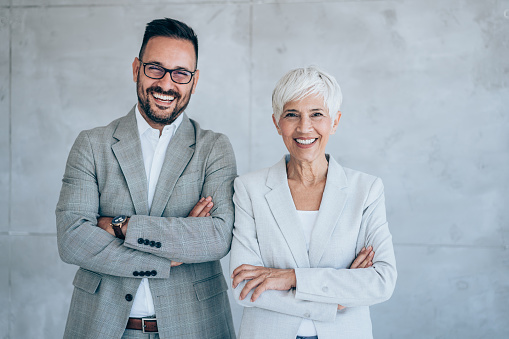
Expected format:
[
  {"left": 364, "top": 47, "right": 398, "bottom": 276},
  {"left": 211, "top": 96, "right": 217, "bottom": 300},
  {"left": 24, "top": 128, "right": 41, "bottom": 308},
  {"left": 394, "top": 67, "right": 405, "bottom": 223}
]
[
  {"left": 331, "top": 111, "right": 341, "bottom": 134},
  {"left": 272, "top": 114, "right": 282, "bottom": 135}
]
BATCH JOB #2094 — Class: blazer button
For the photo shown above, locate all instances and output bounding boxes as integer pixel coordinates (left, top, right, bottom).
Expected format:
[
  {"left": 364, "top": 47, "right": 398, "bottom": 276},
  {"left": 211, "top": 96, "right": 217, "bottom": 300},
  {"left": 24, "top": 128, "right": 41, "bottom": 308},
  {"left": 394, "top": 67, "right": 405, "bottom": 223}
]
[
  {"left": 322, "top": 286, "right": 329, "bottom": 293},
  {"left": 145, "top": 271, "right": 151, "bottom": 277},
  {"left": 150, "top": 241, "right": 156, "bottom": 247},
  {"left": 139, "top": 271, "right": 145, "bottom": 276},
  {"left": 151, "top": 270, "right": 157, "bottom": 276},
  {"left": 138, "top": 238, "right": 144, "bottom": 244},
  {"left": 125, "top": 294, "right": 133, "bottom": 302},
  {"left": 133, "top": 271, "right": 139, "bottom": 276},
  {"left": 155, "top": 242, "right": 161, "bottom": 248},
  {"left": 303, "top": 313, "right": 310, "bottom": 318},
  {"left": 144, "top": 239, "right": 150, "bottom": 246}
]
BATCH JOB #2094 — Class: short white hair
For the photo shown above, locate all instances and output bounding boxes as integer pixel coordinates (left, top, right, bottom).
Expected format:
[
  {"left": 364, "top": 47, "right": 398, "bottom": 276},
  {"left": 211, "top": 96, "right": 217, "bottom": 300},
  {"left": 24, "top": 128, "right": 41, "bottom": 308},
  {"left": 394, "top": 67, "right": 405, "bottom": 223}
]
[{"left": 272, "top": 65, "right": 342, "bottom": 126}]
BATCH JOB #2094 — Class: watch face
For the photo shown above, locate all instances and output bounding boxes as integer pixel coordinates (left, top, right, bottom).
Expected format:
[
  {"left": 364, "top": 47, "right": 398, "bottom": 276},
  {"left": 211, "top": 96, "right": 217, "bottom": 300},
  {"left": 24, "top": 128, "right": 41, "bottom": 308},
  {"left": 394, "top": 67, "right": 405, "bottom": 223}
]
[{"left": 112, "top": 215, "right": 127, "bottom": 225}]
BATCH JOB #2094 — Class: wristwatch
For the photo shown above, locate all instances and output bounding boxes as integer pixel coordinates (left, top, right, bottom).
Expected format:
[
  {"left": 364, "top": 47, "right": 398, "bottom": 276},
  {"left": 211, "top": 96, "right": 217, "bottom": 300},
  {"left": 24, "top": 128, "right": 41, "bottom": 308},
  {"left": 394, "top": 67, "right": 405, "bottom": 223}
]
[{"left": 110, "top": 215, "right": 128, "bottom": 240}]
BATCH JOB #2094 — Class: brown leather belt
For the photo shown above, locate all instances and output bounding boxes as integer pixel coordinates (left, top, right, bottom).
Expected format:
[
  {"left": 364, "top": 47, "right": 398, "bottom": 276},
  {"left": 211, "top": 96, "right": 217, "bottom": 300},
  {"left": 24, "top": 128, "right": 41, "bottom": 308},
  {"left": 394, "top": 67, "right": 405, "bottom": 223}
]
[{"left": 126, "top": 317, "right": 158, "bottom": 333}]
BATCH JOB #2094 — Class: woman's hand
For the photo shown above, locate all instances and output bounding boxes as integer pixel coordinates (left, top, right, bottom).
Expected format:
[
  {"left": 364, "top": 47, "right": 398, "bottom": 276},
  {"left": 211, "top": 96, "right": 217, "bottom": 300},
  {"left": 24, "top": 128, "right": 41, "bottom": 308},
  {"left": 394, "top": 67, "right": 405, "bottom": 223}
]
[
  {"left": 337, "top": 246, "right": 375, "bottom": 310},
  {"left": 232, "top": 246, "right": 375, "bottom": 305},
  {"left": 350, "top": 246, "right": 374, "bottom": 269},
  {"left": 232, "top": 265, "right": 296, "bottom": 302}
]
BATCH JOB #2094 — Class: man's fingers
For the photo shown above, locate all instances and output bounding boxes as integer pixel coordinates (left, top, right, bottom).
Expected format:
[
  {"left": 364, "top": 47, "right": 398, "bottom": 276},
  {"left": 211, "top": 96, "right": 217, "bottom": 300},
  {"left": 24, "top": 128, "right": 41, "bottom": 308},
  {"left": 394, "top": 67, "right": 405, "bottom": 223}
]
[
  {"left": 188, "top": 197, "right": 205, "bottom": 217},
  {"left": 188, "top": 196, "right": 213, "bottom": 217},
  {"left": 197, "top": 200, "right": 213, "bottom": 217}
]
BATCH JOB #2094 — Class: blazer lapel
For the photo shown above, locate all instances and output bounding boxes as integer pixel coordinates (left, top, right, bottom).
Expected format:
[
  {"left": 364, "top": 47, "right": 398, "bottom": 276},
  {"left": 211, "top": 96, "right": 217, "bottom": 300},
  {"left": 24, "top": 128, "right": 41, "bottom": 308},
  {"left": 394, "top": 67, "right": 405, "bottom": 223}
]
[
  {"left": 149, "top": 114, "right": 195, "bottom": 217},
  {"left": 265, "top": 156, "right": 310, "bottom": 268},
  {"left": 111, "top": 107, "right": 149, "bottom": 216},
  {"left": 308, "top": 156, "right": 349, "bottom": 267}
]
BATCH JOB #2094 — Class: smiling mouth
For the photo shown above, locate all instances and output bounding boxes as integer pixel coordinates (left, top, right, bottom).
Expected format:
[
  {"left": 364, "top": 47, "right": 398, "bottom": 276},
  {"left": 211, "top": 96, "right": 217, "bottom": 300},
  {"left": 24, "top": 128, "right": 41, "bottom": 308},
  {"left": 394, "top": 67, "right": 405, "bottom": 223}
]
[
  {"left": 295, "top": 138, "right": 317, "bottom": 145},
  {"left": 152, "top": 92, "right": 175, "bottom": 103}
]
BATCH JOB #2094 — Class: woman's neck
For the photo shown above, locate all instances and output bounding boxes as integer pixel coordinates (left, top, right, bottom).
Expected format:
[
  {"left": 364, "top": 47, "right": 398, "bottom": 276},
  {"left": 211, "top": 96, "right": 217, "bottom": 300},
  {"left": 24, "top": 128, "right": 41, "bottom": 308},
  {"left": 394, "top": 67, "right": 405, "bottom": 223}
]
[{"left": 286, "top": 155, "right": 328, "bottom": 186}]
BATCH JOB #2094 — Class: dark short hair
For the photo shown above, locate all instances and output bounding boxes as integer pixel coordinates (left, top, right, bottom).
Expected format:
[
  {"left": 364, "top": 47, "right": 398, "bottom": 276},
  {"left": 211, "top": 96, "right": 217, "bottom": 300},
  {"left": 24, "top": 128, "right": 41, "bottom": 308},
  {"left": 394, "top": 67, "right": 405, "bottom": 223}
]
[{"left": 139, "top": 18, "right": 198, "bottom": 67}]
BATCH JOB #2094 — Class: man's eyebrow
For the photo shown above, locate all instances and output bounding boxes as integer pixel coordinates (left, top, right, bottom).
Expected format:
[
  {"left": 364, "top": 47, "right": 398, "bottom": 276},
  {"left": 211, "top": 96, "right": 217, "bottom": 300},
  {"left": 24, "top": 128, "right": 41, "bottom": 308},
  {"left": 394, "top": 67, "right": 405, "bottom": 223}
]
[{"left": 143, "top": 61, "right": 192, "bottom": 71}]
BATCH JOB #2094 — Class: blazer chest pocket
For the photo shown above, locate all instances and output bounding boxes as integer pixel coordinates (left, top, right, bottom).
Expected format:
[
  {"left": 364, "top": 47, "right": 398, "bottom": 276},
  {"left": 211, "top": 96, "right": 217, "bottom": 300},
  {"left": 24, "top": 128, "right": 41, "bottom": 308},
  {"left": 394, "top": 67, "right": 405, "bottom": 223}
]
[
  {"left": 72, "top": 268, "right": 102, "bottom": 294},
  {"left": 193, "top": 273, "right": 228, "bottom": 301},
  {"left": 174, "top": 171, "right": 203, "bottom": 188}
]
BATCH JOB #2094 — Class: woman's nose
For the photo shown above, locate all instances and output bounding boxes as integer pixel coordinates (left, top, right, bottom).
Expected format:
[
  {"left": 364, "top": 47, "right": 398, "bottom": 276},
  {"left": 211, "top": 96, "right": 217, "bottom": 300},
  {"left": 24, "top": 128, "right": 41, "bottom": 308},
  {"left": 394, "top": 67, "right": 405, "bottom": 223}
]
[{"left": 297, "top": 116, "right": 312, "bottom": 132}]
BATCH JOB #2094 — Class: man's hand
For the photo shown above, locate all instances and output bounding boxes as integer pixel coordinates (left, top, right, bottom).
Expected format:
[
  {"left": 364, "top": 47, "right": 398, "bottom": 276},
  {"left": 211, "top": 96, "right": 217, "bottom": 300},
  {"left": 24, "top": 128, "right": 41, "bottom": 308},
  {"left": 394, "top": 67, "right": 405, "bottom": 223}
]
[
  {"left": 96, "top": 197, "right": 215, "bottom": 266},
  {"left": 171, "top": 196, "right": 215, "bottom": 267},
  {"left": 97, "top": 216, "right": 115, "bottom": 236},
  {"left": 188, "top": 196, "right": 214, "bottom": 217},
  {"left": 231, "top": 265, "right": 296, "bottom": 302}
]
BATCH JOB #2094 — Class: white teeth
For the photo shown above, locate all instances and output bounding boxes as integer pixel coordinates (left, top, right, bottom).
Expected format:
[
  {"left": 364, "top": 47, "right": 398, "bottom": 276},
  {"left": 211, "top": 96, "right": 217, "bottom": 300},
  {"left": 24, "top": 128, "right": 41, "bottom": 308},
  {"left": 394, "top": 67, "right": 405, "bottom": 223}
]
[
  {"left": 295, "top": 138, "right": 317, "bottom": 145},
  {"left": 153, "top": 93, "right": 175, "bottom": 101}
]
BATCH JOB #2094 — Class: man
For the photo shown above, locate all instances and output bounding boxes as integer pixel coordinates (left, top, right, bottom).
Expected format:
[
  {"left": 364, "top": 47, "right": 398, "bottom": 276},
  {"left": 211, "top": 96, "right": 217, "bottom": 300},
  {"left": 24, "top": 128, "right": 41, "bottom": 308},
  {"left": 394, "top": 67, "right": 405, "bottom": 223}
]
[{"left": 56, "top": 18, "right": 236, "bottom": 339}]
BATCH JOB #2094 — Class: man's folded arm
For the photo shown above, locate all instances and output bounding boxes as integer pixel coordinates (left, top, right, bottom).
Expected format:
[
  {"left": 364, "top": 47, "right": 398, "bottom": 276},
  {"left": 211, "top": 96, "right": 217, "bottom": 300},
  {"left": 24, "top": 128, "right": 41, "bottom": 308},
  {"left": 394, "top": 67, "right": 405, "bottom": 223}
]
[
  {"left": 123, "top": 134, "right": 237, "bottom": 263},
  {"left": 56, "top": 131, "right": 173, "bottom": 278}
]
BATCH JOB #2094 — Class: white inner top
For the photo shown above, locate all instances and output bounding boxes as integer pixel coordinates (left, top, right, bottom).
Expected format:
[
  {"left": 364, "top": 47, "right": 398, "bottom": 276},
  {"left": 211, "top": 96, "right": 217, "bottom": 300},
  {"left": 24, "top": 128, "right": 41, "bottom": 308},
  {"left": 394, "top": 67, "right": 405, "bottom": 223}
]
[
  {"left": 130, "top": 105, "right": 183, "bottom": 317},
  {"left": 296, "top": 210, "right": 319, "bottom": 336}
]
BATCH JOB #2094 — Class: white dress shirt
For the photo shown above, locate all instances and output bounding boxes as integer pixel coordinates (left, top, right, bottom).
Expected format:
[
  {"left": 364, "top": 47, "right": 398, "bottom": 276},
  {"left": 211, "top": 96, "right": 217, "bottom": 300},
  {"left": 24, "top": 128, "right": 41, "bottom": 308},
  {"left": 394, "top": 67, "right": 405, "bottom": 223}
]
[
  {"left": 129, "top": 105, "right": 183, "bottom": 318},
  {"left": 296, "top": 210, "right": 319, "bottom": 336}
]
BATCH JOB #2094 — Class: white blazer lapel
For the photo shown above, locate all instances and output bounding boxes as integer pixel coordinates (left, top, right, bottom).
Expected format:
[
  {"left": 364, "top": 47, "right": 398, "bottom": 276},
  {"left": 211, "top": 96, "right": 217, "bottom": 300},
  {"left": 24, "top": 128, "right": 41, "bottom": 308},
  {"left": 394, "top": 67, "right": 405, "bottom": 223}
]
[
  {"left": 308, "top": 156, "right": 349, "bottom": 267},
  {"left": 264, "top": 157, "right": 310, "bottom": 269}
]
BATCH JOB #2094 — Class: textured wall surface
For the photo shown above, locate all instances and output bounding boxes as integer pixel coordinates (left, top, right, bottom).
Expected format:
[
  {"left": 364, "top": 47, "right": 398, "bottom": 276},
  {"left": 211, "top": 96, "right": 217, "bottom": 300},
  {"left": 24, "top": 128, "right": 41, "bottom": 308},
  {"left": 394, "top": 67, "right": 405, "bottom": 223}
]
[{"left": 1, "top": 1, "right": 508, "bottom": 338}]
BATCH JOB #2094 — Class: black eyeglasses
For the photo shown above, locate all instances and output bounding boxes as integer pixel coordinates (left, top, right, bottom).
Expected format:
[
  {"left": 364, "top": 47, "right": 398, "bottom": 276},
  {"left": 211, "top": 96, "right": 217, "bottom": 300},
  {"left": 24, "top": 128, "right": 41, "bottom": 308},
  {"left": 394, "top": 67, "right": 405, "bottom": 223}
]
[{"left": 140, "top": 61, "right": 196, "bottom": 84}]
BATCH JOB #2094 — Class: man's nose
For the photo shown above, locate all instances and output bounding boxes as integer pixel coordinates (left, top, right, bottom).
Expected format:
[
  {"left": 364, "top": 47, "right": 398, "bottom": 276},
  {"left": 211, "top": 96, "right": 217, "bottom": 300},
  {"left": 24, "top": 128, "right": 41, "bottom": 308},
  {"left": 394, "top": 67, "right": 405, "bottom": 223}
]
[{"left": 157, "top": 71, "right": 178, "bottom": 91}]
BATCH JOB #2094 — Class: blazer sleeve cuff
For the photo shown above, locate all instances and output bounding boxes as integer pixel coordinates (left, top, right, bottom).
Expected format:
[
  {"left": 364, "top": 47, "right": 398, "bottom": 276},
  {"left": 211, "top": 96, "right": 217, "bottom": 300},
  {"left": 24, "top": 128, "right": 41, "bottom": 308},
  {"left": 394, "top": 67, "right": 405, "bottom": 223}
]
[{"left": 295, "top": 268, "right": 338, "bottom": 304}]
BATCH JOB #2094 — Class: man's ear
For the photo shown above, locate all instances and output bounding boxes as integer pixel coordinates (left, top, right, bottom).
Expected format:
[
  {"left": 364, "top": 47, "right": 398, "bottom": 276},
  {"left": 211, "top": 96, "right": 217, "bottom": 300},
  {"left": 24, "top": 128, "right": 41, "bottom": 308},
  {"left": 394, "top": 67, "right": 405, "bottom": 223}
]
[
  {"left": 331, "top": 111, "right": 341, "bottom": 134},
  {"left": 272, "top": 114, "right": 282, "bottom": 135},
  {"left": 132, "top": 57, "right": 140, "bottom": 83},
  {"left": 191, "top": 69, "right": 200, "bottom": 94}
]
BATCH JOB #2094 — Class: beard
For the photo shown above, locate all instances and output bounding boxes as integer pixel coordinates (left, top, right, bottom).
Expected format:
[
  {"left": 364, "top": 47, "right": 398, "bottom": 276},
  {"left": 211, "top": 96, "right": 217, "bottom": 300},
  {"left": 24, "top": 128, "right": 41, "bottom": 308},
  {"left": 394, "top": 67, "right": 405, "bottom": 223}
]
[{"left": 137, "top": 81, "right": 192, "bottom": 126}]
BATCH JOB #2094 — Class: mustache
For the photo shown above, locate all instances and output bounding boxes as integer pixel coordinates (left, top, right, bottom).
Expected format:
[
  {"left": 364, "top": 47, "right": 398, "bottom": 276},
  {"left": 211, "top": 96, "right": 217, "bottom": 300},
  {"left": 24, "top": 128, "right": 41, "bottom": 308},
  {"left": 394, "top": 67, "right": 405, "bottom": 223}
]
[{"left": 147, "top": 86, "right": 181, "bottom": 99}]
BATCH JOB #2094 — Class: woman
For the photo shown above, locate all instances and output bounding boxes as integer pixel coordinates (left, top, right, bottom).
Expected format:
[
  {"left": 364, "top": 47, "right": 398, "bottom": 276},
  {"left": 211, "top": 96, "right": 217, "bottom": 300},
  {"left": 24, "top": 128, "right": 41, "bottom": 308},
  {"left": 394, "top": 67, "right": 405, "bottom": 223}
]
[{"left": 230, "top": 66, "right": 397, "bottom": 339}]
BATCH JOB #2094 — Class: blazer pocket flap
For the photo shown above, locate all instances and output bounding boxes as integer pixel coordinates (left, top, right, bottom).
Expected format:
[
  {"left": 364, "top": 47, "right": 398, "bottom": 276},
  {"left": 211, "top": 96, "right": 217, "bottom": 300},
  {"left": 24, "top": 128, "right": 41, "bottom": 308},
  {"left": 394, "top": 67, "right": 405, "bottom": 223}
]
[
  {"left": 193, "top": 273, "right": 228, "bottom": 301},
  {"left": 72, "top": 268, "right": 102, "bottom": 294}
]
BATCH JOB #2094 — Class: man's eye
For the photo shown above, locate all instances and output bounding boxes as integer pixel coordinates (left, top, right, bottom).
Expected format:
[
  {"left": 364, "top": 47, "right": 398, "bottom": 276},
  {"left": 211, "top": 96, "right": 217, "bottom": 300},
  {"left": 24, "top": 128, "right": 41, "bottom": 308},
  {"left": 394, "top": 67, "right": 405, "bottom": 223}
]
[
  {"left": 148, "top": 65, "right": 163, "bottom": 72},
  {"left": 174, "top": 70, "right": 190, "bottom": 77}
]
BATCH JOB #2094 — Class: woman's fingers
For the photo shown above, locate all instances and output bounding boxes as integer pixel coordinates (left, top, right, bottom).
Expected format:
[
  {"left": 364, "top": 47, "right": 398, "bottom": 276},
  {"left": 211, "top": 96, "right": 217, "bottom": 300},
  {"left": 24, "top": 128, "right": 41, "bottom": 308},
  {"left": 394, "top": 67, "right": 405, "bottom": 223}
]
[
  {"left": 359, "top": 250, "right": 374, "bottom": 268},
  {"left": 232, "top": 264, "right": 260, "bottom": 288},
  {"left": 239, "top": 274, "right": 267, "bottom": 300},
  {"left": 350, "top": 246, "right": 372, "bottom": 269}
]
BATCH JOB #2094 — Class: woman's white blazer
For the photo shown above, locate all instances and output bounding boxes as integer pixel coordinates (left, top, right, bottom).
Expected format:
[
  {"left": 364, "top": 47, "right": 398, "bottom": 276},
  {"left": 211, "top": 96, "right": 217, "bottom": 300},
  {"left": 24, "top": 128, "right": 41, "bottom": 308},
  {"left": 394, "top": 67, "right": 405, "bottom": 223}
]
[{"left": 229, "top": 155, "right": 397, "bottom": 339}]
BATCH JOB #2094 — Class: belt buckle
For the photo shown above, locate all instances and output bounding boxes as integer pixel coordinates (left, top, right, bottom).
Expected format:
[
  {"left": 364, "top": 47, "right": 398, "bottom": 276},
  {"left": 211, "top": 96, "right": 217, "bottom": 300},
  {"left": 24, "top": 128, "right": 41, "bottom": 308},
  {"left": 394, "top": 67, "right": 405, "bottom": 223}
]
[{"left": 141, "top": 317, "right": 157, "bottom": 333}]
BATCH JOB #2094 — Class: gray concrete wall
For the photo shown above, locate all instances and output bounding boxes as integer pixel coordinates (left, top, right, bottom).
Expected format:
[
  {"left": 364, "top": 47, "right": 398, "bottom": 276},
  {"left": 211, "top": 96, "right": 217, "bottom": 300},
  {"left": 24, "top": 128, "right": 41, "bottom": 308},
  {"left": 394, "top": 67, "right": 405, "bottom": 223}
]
[{"left": 1, "top": 1, "right": 508, "bottom": 338}]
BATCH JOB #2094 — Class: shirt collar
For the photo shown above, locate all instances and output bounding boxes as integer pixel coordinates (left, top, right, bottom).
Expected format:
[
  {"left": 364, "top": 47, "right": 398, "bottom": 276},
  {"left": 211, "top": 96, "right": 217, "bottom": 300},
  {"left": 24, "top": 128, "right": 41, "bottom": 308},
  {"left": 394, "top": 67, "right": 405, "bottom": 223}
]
[{"left": 135, "top": 104, "right": 184, "bottom": 137}]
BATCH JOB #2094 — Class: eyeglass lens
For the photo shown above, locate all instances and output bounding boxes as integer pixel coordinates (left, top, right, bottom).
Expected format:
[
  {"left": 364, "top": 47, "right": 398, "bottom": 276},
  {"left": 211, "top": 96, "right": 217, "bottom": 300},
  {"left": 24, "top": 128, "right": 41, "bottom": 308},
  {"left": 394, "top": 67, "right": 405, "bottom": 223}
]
[{"left": 144, "top": 64, "right": 192, "bottom": 84}]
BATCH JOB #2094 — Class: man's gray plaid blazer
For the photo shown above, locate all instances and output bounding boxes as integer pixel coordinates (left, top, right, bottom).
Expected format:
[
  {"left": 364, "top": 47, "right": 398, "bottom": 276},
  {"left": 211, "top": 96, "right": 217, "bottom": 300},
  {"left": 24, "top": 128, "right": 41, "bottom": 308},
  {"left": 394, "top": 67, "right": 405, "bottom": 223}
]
[{"left": 56, "top": 107, "right": 237, "bottom": 339}]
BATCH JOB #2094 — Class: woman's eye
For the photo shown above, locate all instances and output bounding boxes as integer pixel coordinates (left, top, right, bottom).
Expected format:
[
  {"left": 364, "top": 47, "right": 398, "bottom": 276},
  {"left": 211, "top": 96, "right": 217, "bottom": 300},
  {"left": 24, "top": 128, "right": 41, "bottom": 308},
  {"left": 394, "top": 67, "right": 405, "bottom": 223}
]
[{"left": 284, "top": 113, "right": 297, "bottom": 118}]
